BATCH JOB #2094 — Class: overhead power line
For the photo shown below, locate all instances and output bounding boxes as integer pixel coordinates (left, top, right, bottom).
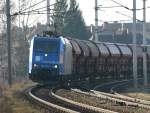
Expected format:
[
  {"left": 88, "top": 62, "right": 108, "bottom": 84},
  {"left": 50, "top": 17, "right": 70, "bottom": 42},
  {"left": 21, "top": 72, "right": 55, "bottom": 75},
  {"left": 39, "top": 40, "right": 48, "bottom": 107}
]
[
  {"left": 16, "top": 7, "right": 56, "bottom": 15},
  {"left": 14, "top": 12, "right": 64, "bottom": 18},
  {"left": 12, "top": 1, "right": 62, "bottom": 16},
  {"left": 98, "top": 19, "right": 131, "bottom": 23},
  {"left": 115, "top": 11, "right": 142, "bottom": 22},
  {"left": 13, "top": 9, "right": 65, "bottom": 16},
  {"left": 109, "top": 0, "right": 131, "bottom": 10},
  {"left": 109, "top": 0, "right": 145, "bottom": 11},
  {"left": 99, "top": 5, "right": 123, "bottom": 8},
  {"left": 19, "top": 0, "right": 46, "bottom": 13},
  {"left": 28, "top": 15, "right": 41, "bottom": 26}
]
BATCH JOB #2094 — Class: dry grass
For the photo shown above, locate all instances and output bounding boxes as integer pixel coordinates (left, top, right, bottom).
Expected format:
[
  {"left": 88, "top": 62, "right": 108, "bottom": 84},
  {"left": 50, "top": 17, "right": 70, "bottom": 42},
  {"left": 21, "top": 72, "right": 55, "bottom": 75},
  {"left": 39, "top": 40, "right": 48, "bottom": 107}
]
[
  {"left": 123, "top": 85, "right": 150, "bottom": 101},
  {"left": 125, "top": 92, "right": 150, "bottom": 100},
  {"left": 0, "top": 80, "right": 44, "bottom": 113}
]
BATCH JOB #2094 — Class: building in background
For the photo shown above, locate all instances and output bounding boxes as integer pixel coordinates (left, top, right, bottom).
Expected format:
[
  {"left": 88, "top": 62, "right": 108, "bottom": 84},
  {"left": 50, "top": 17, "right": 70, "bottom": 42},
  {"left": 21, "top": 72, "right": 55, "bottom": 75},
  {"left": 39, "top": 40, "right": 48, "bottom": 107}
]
[{"left": 88, "top": 22, "right": 150, "bottom": 44}]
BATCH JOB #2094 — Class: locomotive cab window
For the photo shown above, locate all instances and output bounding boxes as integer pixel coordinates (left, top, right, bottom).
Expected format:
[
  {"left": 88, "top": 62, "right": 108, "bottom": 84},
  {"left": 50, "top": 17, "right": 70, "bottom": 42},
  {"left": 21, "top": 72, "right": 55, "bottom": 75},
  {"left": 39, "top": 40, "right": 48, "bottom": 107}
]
[{"left": 33, "top": 39, "right": 59, "bottom": 53}]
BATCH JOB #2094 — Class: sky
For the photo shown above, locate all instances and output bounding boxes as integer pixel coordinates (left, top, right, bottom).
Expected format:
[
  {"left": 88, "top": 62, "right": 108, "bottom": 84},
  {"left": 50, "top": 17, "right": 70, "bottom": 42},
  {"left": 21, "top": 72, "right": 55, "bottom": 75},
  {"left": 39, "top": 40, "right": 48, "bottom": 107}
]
[
  {"left": 12, "top": 0, "right": 150, "bottom": 27},
  {"left": 76, "top": 0, "right": 150, "bottom": 25}
]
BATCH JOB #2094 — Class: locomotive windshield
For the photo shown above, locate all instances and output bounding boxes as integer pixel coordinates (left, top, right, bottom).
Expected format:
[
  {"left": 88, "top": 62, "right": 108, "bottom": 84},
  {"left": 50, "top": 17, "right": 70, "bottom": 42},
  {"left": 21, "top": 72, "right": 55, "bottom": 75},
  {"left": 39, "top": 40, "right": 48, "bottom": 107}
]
[{"left": 34, "top": 39, "right": 59, "bottom": 53}]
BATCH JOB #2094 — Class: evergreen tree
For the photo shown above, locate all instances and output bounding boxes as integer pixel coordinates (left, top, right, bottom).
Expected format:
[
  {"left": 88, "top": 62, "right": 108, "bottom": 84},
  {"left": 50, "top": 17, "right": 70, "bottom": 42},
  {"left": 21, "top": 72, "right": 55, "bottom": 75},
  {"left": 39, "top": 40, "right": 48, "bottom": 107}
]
[
  {"left": 52, "top": 0, "right": 68, "bottom": 34},
  {"left": 63, "top": 0, "right": 91, "bottom": 40}
]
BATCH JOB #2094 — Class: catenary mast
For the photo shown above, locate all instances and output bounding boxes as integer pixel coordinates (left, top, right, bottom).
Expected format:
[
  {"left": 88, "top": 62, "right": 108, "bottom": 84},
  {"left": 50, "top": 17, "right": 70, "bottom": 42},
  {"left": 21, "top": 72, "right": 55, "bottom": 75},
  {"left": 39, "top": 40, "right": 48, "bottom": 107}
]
[
  {"left": 143, "top": 0, "right": 148, "bottom": 86},
  {"left": 95, "top": 0, "right": 98, "bottom": 42},
  {"left": 6, "top": 0, "right": 12, "bottom": 87},
  {"left": 133, "top": 0, "right": 138, "bottom": 88},
  {"left": 47, "top": 0, "right": 51, "bottom": 30}
]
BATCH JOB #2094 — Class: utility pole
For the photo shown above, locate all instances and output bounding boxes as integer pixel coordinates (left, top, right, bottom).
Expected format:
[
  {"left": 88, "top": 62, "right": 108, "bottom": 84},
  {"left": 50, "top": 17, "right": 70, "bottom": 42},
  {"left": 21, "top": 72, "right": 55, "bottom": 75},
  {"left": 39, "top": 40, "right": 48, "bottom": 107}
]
[
  {"left": 95, "top": 0, "right": 98, "bottom": 42},
  {"left": 18, "top": 0, "right": 20, "bottom": 28},
  {"left": 133, "top": 0, "right": 138, "bottom": 89},
  {"left": 143, "top": 0, "right": 148, "bottom": 86},
  {"left": 6, "top": 0, "right": 12, "bottom": 87},
  {"left": 47, "top": 0, "right": 50, "bottom": 31}
]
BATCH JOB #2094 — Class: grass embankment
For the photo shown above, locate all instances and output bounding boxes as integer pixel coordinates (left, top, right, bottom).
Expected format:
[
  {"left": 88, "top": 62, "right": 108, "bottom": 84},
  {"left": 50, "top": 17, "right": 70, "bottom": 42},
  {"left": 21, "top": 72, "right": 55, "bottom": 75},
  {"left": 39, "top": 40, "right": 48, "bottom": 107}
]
[
  {"left": 56, "top": 89, "right": 149, "bottom": 113},
  {"left": 0, "top": 81, "right": 43, "bottom": 113}
]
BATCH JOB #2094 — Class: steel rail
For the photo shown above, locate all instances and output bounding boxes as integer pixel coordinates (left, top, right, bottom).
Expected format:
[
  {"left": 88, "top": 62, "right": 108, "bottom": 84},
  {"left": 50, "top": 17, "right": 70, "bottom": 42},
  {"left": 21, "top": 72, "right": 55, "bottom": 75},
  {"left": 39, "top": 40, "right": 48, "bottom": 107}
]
[
  {"left": 93, "top": 90, "right": 150, "bottom": 109},
  {"left": 110, "top": 81, "right": 150, "bottom": 106},
  {"left": 25, "top": 86, "right": 79, "bottom": 113},
  {"left": 72, "top": 80, "right": 150, "bottom": 109},
  {"left": 115, "top": 92, "right": 150, "bottom": 105},
  {"left": 51, "top": 88, "right": 118, "bottom": 113}
]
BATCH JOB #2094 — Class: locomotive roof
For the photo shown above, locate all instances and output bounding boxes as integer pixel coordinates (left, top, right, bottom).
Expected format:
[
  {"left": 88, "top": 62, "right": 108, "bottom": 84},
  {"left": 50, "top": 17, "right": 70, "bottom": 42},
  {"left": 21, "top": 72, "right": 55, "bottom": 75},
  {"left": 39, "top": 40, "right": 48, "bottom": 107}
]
[{"left": 33, "top": 35, "right": 61, "bottom": 41}]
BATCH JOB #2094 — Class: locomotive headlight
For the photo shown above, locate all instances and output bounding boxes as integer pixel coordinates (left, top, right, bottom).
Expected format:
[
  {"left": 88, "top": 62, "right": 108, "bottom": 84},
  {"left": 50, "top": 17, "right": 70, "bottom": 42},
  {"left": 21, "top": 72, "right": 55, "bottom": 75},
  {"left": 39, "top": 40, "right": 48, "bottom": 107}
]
[
  {"left": 54, "top": 65, "right": 58, "bottom": 69},
  {"left": 34, "top": 64, "right": 37, "bottom": 67}
]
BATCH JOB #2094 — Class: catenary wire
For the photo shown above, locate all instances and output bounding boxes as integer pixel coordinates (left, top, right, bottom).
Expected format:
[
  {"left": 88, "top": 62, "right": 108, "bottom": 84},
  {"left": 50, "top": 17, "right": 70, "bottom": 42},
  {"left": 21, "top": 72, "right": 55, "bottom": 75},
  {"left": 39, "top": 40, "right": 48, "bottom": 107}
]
[{"left": 12, "top": 1, "right": 62, "bottom": 16}]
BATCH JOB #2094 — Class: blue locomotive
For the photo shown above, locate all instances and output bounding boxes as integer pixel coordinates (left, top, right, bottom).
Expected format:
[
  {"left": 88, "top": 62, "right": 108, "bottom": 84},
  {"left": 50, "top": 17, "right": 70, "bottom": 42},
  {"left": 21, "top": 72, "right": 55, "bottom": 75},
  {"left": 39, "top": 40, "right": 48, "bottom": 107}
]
[
  {"left": 29, "top": 35, "right": 150, "bottom": 84},
  {"left": 29, "top": 35, "right": 73, "bottom": 83}
]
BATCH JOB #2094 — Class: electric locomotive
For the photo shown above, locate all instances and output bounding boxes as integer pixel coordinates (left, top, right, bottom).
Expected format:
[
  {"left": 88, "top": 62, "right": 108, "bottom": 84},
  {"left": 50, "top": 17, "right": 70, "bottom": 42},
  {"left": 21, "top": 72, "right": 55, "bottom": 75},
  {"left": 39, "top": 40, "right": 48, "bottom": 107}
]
[{"left": 29, "top": 35, "right": 73, "bottom": 83}]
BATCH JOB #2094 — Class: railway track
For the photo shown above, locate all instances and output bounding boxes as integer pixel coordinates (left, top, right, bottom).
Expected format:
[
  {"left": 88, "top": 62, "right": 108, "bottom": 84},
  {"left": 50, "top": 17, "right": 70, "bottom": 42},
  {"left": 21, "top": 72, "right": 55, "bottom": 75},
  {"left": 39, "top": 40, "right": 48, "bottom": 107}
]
[
  {"left": 25, "top": 85, "right": 117, "bottom": 113},
  {"left": 110, "top": 81, "right": 150, "bottom": 106},
  {"left": 72, "top": 80, "right": 150, "bottom": 110},
  {"left": 24, "top": 85, "right": 78, "bottom": 113}
]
